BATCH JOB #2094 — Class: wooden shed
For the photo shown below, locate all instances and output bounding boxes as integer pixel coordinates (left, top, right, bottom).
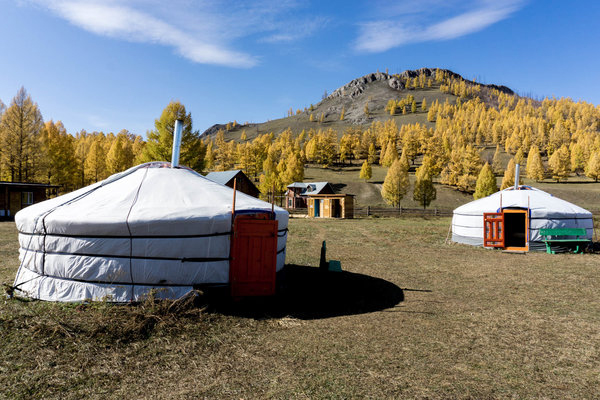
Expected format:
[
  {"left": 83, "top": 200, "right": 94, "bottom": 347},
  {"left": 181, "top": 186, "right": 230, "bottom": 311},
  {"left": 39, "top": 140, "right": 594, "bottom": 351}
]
[
  {"left": 205, "top": 170, "right": 260, "bottom": 198},
  {"left": 307, "top": 194, "right": 354, "bottom": 219}
]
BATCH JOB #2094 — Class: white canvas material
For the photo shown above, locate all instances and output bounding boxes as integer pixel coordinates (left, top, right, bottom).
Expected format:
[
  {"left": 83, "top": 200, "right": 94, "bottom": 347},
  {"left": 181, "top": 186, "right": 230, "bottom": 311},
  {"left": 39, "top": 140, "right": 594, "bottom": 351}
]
[
  {"left": 452, "top": 186, "right": 593, "bottom": 248},
  {"left": 13, "top": 162, "right": 288, "bottom": 302}
]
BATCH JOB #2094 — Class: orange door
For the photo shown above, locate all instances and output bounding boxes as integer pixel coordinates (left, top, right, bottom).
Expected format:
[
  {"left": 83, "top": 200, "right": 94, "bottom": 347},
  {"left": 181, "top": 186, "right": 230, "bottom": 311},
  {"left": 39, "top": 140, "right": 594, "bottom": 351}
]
[
  {"left": 230, "top": 217, "right": 278, "bottom": 296},
  {"left": 483, "top": 212, "right": 505, "bottom": 248}
]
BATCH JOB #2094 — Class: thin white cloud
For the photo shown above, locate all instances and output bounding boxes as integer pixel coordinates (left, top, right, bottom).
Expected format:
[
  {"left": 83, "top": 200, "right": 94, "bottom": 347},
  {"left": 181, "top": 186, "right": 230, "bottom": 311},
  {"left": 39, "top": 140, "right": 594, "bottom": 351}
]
[
  {"left": 28, "top": 0, "right": 325, "bottom": 68},
  {"left": 260, "top": 17, "right": 329, "bottom": 43},
  {"left": 355, "top": 0, "right": 525, "bottom": 53}
]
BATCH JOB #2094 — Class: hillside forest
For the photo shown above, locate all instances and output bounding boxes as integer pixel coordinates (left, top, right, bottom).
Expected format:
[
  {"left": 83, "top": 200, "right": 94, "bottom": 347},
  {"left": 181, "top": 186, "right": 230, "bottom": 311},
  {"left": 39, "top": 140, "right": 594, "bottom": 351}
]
[{"left": 1, "top": 69, "right": 600, "bottom": 207}]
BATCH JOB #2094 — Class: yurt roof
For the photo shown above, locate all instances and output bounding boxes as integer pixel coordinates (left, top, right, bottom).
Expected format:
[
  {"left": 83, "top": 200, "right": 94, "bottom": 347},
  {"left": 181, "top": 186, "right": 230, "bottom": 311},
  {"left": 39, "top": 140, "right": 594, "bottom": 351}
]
[
  {"left": 16, "top": 162, "right": 287, "bottom": 236},
  {"left": 453, "top": 186, "right": 592, "bottom": 219}
]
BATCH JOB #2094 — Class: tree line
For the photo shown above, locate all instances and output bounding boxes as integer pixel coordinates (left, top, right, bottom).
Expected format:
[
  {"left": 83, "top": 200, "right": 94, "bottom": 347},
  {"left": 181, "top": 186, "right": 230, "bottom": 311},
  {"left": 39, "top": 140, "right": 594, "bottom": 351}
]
[{"left": 2, "top": 69, "right": 600, "bottom": 208}]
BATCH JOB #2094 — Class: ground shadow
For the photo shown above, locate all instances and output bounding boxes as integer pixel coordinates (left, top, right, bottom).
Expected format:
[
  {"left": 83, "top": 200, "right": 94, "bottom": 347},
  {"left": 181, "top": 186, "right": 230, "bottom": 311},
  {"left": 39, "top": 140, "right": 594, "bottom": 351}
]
[{"left": 202, "top": 264, "right": 404, "bottom": 320}]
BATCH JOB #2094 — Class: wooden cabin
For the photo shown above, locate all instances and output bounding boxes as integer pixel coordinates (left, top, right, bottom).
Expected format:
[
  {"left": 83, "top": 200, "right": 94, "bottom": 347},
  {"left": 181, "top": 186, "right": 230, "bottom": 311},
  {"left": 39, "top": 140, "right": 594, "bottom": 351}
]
[
  {"left": 1, "top": 182, "right": 59, "bottom": 220},
  {"left": 307, "top": 194, "right": 354, "bottom": 219},
  {"left": 285, "top": 182, "right": 334, "bottom": 209},
  {"left": 205, "top": 170, "right": 260, "bottom": 198}
]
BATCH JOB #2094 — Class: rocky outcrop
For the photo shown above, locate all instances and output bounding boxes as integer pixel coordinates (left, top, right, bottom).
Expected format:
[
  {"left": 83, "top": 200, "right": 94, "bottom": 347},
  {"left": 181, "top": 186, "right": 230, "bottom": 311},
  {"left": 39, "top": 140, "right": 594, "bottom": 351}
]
[
  {"left": 327, "top": 68, "right": 514, "bottom": 100},
  {"left": 329, "top": 72, "right": 396, "bottom": 99}
]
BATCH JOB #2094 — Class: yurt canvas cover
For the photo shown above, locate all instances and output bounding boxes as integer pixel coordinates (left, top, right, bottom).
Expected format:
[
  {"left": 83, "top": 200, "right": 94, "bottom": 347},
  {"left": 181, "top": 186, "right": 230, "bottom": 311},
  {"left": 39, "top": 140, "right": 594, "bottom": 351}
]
[
  {"left": 13, "top": 162, "right": 288, "bottom": 302},
  {"left": 452, "top": 186, "right": 593, "bottom": 251}
]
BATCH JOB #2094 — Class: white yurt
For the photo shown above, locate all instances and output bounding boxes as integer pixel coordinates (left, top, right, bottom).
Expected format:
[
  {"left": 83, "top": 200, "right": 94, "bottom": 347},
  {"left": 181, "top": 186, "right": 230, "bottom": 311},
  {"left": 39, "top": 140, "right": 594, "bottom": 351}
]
[
  {"left": 452, "top": 185, "right": 593, "bottom": 251},
  {"left": 12, "top": 162, "right": 289, "bottom": 302}
]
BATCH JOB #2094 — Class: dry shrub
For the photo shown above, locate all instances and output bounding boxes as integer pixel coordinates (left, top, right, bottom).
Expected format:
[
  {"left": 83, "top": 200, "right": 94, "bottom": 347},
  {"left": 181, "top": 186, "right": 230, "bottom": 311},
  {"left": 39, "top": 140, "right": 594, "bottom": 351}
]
[{"left": 3, "top": 289, "right": 207, "bottom": 346}]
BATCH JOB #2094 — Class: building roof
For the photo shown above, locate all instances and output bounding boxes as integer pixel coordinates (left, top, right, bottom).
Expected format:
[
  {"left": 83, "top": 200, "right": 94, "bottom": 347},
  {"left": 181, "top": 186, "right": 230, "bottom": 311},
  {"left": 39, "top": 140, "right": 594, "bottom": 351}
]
[
  {"left": 0, "top": 181, "right": 60, "bottom": 188},
  {"left": 286, "top": 182, "right": 332, "bottom": 195},
  {"left": 204, "top": 170, "right": 242, "bottom": 186}
]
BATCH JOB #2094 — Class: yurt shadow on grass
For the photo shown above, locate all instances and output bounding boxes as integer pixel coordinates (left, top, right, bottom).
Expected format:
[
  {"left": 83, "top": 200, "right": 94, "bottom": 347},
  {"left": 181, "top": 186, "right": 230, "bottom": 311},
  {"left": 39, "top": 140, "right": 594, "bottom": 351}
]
[{"left": 202, "top": 264, "right": 404, "bottom": 320}]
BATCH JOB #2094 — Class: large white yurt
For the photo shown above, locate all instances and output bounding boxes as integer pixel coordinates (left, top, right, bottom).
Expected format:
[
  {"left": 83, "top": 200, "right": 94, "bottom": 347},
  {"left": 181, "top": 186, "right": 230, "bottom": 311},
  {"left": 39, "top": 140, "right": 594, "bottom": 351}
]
[
  {"left": 452, "top": 185, "right": 593, "bottom": 251},
  {"left": 12, "top": 162, "right": 289, "bottom": 302}
]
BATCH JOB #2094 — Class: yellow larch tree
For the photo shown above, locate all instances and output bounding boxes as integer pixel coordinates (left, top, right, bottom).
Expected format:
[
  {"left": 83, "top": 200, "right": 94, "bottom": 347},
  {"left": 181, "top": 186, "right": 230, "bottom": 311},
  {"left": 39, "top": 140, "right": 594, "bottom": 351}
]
[
  {"left": 381, "top": 158, "right": 409, "bottom": 208},
  {"left": 548, "top": 144, "right": 570, "bottom": 182}
]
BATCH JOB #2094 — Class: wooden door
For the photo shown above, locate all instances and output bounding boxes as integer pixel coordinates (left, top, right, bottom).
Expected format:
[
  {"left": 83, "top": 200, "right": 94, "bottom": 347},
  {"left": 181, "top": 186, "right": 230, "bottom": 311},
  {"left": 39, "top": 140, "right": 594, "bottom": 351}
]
[
  {"left": 483, "top": 212, "right": 505, "bottom": 248},
  {"left": 230, "top": 217, "right": 278, "bottom": 297}
]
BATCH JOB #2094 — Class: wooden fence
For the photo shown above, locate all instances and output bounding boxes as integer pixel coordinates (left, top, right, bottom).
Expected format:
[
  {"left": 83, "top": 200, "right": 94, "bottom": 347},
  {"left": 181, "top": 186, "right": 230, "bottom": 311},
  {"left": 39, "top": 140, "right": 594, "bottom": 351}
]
[{"left": 288, "top": 206, "right": 453, "bottom": 218}]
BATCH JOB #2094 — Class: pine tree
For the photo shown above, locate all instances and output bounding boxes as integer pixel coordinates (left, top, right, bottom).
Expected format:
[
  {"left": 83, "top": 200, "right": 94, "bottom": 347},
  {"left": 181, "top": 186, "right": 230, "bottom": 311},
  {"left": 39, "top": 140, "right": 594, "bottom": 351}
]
[
  {"left": 421, "top": 98, "right": 427, "bottom": 111},
  {"left": 381, "top": 158, "right": 409, "bottom": 208},
  {"left": 381, "top": 140, "right": 398, "bottom": 167},
  {"left": 500, "top": 158, "right": 523, "bottom": 189},
  {"left": 240, "top": 130, "right": 247, "bottom": 141},
  {"left": 319, "top": 112, "right": 324, "bottom": 123},
  {"left": 585, "top": 151, "right": 600, "bottom": 182},
  {"left": 526, "top": 147, "right": 545, "bottom": 182},
  {"left": 0, "top": 87, "right": 44, "bottom": 182},
  {"left": 106, "top": 131, "right": 134, "bottom": 175},
  {"left": 411, "top": 100, "right": 417, "bottom": 113},
  {"left": 514, "top": 147, "right": 525, "bottom": 165},
  {"left": 281, "top": 151, "right": 304, "bottom": 185},
  {"left": 40, "top": 120, "right": 78, "bottom": 191},
  {"left": 427, "top": 106, "right": 436, "bottom": 122},
  {"left": 359, "top": 160, "right": 372, "bottom": 182},
  {"left": 473, "top": 163, "right": 497, "bottom": 199},
  {"left": 364, "top": 101, "right": 370, "bottom": 117},
  {"left": 140, "top": 101, "right": 205, "bottom": 171},
  {"left": 548, "top": 144, "right": 570, "bottom": 182},
  {"left": 413, "top": 164, "right": 436, "bottom": 209},
  {"left": 84, "top": 135, "right": 107, "bottom": 183},
  {"left": 570, "top": 143, "right": 585, "bottom": 174},
  {"left": 340, "top": 106, "right": 345, "bottom": 121},
  {"left": 492, "top": 144, "right": 503, "bottom": 173},
  {"left": 309, "top": 113, "right": 314, "bottom": 122},
  {"left": 368, "top": 143, "right": 377, "bottom": 164},
  {"left": 204, "top": 141, "right": 215, "bottom": 171}
]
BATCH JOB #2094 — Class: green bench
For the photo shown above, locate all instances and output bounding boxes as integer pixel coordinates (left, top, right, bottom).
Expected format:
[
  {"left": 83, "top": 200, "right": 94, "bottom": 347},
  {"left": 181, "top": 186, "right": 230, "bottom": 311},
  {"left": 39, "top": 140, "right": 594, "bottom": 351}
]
[{"left": 539, "top": 228, "right": 590, "bottom": 254}]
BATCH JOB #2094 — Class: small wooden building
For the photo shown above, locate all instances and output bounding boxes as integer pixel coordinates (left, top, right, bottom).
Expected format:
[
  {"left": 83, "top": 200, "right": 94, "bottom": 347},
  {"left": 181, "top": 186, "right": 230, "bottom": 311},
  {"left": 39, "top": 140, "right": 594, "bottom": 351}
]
[
  {"left": 1, "top": 182, "right": 59, "bottom": 221},
  {"left": 285, "top": 182, "right": 334, "bottom": 209},
  {"left": 307, "top": 194, "right": 354, "bottom": 219},
  {"left": 205, "top": 170, "right": 260, "bottom": 198}
]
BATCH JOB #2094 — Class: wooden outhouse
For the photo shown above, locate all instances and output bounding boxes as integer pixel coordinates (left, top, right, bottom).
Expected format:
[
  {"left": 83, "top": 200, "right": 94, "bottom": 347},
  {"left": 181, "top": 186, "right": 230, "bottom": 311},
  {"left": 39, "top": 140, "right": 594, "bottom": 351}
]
[
  {"left": 285, "top": 182, "right": 334, "bottom": 209},
  {"left": 307, "top": 194, "right": 354, "bottom": 219}
]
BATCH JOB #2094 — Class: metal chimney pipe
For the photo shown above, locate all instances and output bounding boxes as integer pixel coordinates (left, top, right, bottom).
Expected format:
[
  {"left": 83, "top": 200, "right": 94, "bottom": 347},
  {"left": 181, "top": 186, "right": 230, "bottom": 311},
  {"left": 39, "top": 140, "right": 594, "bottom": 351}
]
[
  {"left": 514, "top": 163, "right": 520, "bottom": 190},
  {"left": 171, "top": 119, "right": 183, "bottom": 168}
]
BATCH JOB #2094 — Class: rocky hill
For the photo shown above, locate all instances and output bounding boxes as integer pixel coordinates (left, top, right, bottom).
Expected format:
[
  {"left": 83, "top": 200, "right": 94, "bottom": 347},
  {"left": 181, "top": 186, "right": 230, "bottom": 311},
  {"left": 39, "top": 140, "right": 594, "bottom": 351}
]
[{"left": 203, "top": 68, "right": 514, "bottom": 140}]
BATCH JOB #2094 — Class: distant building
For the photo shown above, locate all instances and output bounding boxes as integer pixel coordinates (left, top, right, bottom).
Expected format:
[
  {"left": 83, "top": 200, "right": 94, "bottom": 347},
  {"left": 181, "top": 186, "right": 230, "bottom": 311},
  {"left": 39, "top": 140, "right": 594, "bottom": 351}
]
[
  {"left": 285, "top": 182, "right": 335, "bottom": 209},
  {"left": 1, "top": 182, "right": 59, "bottom": 221},
  {"left": 307, "top": 194, "right": 355, "bottom": 219},
  {"left": 205, "top": 170, "right": 260, "bottom": 198}
]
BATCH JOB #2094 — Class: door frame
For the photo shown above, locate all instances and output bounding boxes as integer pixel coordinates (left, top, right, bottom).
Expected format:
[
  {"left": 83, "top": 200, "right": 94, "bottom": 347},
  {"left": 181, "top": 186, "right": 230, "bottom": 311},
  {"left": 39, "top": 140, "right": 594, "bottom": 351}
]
[{"left": 502, "top": 209, "right": 529, "bottom": 251}]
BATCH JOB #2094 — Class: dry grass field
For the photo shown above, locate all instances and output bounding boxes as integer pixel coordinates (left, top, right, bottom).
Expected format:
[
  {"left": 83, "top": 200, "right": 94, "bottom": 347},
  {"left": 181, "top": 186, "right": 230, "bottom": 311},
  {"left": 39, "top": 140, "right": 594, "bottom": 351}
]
[{"left": 1, "top": 218, "right": 599, "bottom": 399}]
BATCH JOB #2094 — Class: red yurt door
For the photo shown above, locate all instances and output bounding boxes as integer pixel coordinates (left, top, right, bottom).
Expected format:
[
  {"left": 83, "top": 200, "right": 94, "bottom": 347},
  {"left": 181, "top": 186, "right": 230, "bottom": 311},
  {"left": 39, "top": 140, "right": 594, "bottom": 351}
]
[
  {"left": 483, "top": 212, "right": 505, "bottom": 248},
  {"left": 230, "top": 216, "right": 278, "bottom": 296}
]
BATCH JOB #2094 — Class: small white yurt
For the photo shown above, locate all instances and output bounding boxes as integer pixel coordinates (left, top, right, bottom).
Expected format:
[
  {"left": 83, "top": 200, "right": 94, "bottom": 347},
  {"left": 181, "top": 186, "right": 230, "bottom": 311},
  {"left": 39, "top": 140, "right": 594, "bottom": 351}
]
[
  {"left": 452, "top": 185, "right": 593, "bottom": 251},
  {"left": 12, "top": 162, "right": 288, "bottom": 302}
]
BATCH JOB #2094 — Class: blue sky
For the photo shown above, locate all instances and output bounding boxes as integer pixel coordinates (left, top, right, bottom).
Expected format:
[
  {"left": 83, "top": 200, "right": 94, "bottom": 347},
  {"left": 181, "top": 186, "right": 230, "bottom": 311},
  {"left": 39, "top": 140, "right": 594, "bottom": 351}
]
[{"left": 0, "top": 0, "right": 599, "bottom": 137}]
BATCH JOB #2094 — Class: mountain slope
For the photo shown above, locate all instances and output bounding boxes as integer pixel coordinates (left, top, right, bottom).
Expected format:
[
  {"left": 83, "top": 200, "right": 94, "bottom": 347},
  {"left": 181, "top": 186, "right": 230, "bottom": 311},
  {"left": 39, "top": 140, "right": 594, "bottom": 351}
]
[{"left": 203, "top": 68, "right": 514, "bottom": 141}]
